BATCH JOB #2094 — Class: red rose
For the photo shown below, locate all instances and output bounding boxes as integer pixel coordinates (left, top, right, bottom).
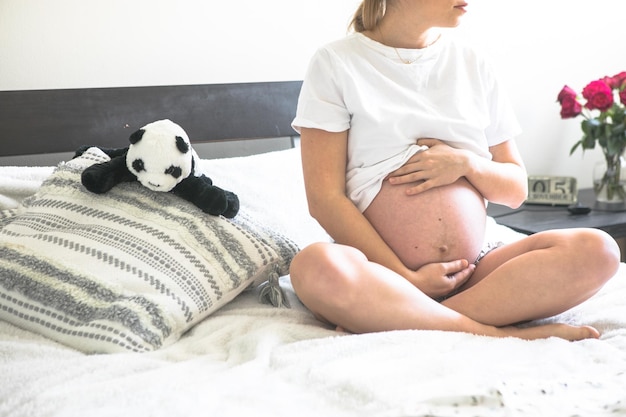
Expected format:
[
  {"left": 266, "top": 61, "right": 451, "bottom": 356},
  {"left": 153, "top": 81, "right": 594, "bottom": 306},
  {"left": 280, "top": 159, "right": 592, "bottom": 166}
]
[
  {"left": 582, "top": 80, "right": 614, "bottom": 111},
  {"left": 620, "top": 88, "right": 626, "bottom": 106},
  {"left": 601, "top": 76, "right": 614, "bottom": 88},
  {"left": 557, "top": 85, "right": 582, "bottom": 118},
  {"left": 608, "top": 71, "right": 626, "bottom": 89},
  {"left": 559, "top": 95, "right": 583, "bottom": 118},
  {"left": 557, "top": 85, "right": 578, "bottom": 104}
]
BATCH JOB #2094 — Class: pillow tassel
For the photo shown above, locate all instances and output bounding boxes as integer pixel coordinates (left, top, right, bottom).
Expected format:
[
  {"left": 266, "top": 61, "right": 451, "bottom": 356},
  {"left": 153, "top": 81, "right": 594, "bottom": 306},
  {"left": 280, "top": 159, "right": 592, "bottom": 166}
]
[{"left": 258, "top": 265, "right": 290, "bottom": 308}]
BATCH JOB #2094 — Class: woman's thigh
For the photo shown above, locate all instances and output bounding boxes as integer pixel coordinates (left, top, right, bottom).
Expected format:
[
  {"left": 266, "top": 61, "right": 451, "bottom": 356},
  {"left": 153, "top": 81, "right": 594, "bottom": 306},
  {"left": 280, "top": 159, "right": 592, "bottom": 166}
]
[
  {"left": 459, "top": 228, "right": 619, "bottom": 293},
  {"left": 441, "top": 228, "right": 618, "bottom": 325}
]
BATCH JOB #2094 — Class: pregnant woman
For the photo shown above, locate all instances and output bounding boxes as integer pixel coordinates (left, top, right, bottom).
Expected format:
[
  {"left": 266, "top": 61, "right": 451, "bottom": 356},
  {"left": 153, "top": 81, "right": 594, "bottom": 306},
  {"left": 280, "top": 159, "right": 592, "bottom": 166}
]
[{"left": 289, "top": 0, "right": 620, "bottom": 340}]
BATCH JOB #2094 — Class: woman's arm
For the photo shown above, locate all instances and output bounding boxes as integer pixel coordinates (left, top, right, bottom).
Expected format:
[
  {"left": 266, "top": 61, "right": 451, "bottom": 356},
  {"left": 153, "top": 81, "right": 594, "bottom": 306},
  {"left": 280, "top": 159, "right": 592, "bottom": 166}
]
[
  {"left": 300, "top": 128, "right": 407, "bottom": 273},
  {"left": 469, "top": 139, "right": 528, "bottom": 208},
  {"left": 300, "top": 128, "right": 474, "bottom": 297},
  {"left": 388, "top": 138, "right": 528, "bottom": 208}
]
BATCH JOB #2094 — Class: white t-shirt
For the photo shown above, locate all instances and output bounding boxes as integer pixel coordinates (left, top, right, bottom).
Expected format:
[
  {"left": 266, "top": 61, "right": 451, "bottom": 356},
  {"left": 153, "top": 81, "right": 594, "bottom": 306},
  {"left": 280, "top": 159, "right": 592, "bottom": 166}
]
[{"left": 292, "top": 32, "right": 521, "bottom": 212}]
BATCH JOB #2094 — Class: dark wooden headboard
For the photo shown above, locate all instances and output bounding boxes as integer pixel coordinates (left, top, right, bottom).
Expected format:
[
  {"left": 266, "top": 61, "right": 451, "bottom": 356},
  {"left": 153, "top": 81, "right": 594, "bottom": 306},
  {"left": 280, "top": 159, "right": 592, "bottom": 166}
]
[{"left": 0, "top": 81, "right": 302, "bottom": 157}]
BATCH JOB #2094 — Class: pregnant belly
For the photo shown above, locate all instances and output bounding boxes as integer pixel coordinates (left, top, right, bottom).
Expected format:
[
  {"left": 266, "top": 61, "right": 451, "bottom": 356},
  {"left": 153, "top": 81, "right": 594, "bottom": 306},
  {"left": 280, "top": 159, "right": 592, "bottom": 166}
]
[{"left": 363, "top": 178, "right": 487, "bottom": 270}]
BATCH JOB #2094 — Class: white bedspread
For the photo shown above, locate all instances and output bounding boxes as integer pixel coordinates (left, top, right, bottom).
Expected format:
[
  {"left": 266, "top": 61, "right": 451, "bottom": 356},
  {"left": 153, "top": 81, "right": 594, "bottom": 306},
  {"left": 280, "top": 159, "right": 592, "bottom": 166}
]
[
  {"left": 1, "top": 148, "right": 626, "bottom": 417},
  {"left": 0, "top": 166, "right": 54, "bottom": 209}
]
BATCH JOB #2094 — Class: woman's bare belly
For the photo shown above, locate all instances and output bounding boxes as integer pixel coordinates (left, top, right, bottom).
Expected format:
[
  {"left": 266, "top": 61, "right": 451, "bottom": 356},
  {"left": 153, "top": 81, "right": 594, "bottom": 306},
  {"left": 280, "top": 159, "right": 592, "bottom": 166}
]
[{"left": 363, "top": 178, "right": 487, "bottom": 270}]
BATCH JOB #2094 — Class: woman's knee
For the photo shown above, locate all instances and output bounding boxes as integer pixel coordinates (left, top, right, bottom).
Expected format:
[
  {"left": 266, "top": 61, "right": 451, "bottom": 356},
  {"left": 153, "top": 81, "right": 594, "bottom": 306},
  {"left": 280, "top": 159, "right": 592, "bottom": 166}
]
[
  {"left": 561, "top": 228, "right": 621, "bottom": 282},
  {"left": 289, "top": 242, "right": 366, "bottom": 300}
]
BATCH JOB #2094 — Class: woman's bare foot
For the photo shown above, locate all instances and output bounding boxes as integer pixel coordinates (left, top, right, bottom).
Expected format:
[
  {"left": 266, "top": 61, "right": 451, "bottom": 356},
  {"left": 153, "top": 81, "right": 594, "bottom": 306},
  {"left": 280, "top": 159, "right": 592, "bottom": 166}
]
[
  {"left": 495, "top": 323, "right": 600, "bottom": 341},
  {"left": 331, "top": 318, "right": 598, "bottom": 341},
  {"left": 333, "top": 321, "right": 599, "bottom": 340}
]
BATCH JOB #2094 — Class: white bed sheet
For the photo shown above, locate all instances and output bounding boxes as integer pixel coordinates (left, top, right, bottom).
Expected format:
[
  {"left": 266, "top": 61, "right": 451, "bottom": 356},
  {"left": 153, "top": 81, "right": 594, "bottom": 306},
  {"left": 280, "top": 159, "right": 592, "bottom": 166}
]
[{"left": 1, "top": 148, "right": 626, "bottom": 417}]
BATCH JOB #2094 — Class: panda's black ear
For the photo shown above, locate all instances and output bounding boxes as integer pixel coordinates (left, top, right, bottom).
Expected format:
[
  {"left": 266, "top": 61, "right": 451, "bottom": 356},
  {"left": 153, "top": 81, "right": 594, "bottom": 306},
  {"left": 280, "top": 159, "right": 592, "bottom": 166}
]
[
  {"left": 175, "top": 136, "right": 190, "bottom": 153},
  {"left": 129, "top": 129, "right": 145, "bottom": 144}
]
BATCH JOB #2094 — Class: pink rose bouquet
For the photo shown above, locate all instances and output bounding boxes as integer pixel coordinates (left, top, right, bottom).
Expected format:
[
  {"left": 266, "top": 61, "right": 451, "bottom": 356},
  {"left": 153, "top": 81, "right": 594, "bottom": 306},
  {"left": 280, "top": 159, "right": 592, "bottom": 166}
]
[
  {"left": 557, "top": 71, "right": 626, "bottom": 156},
  {"left": 558, "top": 72, "right": 626, "bottom": 202}
]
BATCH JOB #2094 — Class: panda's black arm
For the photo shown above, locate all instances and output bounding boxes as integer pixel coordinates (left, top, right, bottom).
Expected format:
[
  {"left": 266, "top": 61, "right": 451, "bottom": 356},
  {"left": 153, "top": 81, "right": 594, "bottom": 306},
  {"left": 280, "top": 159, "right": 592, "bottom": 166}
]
[
  {"left": 172, "top": 175, "right": 239, "bottom": 218},
  {"left": 81, "top": 155, "right": 137, "bottom": 194}
]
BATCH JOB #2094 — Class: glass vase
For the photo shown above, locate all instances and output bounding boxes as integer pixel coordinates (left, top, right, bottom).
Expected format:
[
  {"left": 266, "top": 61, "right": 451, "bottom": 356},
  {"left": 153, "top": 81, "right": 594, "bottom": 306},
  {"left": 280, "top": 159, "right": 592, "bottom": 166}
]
[{"left": 593, "top": 150, "right": 626, "bottom": 206}]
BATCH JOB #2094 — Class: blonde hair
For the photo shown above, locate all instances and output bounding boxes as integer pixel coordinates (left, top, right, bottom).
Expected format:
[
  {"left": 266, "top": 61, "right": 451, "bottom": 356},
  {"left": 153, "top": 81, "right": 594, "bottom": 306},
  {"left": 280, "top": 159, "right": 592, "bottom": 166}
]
[{"left": 350, "top": 0, "right": 386, "bottom": 32}]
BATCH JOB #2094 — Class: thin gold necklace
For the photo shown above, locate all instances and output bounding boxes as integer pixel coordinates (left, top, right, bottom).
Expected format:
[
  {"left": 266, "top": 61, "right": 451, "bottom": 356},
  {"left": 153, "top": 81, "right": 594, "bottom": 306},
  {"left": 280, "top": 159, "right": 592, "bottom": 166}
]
[
  {"left": 393, "top": 46, "right": 418, "bottom": 65},
  {"left": 378, "top": 27, "right": 440, "bottom": 65}
]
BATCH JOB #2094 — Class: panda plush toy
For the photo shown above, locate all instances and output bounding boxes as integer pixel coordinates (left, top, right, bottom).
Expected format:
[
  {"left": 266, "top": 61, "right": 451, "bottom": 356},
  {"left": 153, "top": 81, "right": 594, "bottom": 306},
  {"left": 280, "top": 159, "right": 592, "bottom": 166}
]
[{"left": 75, "top": 119, "right": 239, "bottom": 218}]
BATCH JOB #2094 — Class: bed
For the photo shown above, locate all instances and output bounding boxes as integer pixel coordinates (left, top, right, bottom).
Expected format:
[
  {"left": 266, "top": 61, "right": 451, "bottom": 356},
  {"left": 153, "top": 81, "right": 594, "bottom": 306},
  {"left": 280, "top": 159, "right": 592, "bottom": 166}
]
[{"left": 1, "top": 81, "right": 625, "bottom": 417}]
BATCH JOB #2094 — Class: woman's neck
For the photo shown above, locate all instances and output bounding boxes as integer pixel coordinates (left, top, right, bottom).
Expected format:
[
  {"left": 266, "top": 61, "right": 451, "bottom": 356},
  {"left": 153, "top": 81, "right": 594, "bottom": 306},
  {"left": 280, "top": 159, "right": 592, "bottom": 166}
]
[{"left": 369, "top": 20, "right": 439, "bottom": 50}]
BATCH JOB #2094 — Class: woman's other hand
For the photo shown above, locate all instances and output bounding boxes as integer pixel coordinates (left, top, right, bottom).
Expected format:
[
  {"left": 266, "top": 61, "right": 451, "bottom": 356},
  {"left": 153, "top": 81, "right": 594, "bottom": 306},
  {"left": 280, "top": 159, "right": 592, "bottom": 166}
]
[{"left": 387, "top": 138, "right": 470, "bottom": 195}]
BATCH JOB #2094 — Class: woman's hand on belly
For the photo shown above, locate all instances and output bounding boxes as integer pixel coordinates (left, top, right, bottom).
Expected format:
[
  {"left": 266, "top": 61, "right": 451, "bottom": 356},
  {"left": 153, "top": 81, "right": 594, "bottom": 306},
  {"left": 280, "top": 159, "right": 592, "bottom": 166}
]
[{"left": 387, "top": 138, "right": 471, "bottom": 196}]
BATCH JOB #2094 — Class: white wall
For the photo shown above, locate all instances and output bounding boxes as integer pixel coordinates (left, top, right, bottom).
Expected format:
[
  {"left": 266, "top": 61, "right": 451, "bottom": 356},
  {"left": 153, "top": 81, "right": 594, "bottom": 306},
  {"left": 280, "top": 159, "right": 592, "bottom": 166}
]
[
  {"left": 0, "top": 0, "right": 360, "bottom": 89},
  {"left": 1, "top": 0, "right": 625, "bottom": 187},
  {"left": 459, "top": 0, "right": 626, "bottom": 187}
]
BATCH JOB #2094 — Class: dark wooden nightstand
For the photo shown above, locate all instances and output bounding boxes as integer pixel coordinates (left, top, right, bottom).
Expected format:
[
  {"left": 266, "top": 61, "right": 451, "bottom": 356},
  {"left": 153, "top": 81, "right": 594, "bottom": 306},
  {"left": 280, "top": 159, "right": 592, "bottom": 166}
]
[{"left": 487, "top": 188, "right": 626, "bottom": 260}]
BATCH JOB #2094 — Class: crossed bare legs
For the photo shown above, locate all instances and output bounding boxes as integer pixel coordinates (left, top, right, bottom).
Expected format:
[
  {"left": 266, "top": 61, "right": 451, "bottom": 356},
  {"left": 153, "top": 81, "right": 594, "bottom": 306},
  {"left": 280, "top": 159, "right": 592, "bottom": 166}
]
[{"left": 289, "top": 228, "right": 620, "bottom": 341}]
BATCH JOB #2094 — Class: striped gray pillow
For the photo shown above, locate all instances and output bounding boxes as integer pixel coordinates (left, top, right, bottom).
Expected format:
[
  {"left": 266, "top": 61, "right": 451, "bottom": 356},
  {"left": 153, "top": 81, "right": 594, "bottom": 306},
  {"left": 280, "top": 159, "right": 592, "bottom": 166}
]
[{"left": 0, "top": 148, "right": 298, "bottom": 353}]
